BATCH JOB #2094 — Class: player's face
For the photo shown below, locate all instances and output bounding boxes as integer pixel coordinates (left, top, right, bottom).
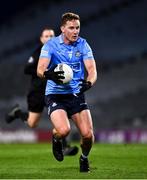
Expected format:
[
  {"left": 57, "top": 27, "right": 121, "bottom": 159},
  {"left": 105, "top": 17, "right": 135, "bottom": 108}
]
[
  {"left": 40, "top": 30, "right": 55, "bottom": 44},
  {"left": 61, "top": 19, "right": 80, "bottom": 44}
]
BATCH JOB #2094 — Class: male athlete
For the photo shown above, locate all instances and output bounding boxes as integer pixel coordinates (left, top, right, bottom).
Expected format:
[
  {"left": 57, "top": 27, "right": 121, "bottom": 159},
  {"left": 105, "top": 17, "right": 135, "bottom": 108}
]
[{"left": 37, "top": 13, "right": 97, "bottom": 172}]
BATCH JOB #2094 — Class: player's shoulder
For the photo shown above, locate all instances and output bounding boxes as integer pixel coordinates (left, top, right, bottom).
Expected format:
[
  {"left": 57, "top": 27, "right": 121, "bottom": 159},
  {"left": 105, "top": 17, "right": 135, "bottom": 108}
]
[
  {"left": 41, "top": 37, "right": 56, "bottom": 50},
  {"left": 77, "top": 36, "right": 87, "bottom": 44},
  {"left": 46, "top": 36, "right": 58, "bottom": 45}
]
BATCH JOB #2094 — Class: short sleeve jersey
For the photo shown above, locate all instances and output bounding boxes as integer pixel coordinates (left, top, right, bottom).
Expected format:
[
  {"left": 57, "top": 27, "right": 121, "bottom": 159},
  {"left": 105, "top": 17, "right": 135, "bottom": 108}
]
[{"left": 40, "top": 34, "right": 94, "bottom": 95}]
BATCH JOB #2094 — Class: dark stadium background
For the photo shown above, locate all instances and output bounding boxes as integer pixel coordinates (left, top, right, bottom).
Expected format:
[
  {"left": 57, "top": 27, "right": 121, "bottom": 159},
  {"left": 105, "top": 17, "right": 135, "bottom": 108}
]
[{"left": 0, "top": 0, "right": 147, "bottom": 143}]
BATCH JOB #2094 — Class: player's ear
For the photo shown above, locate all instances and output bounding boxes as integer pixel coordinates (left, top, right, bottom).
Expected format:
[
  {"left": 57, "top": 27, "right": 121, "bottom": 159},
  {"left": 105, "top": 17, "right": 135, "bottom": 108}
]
[{"left": 61, "top": 26, "right": 65, "bottom": 33}]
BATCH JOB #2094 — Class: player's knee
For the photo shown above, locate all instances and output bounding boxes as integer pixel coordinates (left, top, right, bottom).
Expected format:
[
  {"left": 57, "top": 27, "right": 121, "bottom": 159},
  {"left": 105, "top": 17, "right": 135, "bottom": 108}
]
[
  {"left": 82, "top": 129, "right": 94, "bottom": 140},
  {"left": 28, "top": 120, "right": 38, "bottom": 128},
  {"left": 58, "top": 126, "right": 70, "bottom": 137}
]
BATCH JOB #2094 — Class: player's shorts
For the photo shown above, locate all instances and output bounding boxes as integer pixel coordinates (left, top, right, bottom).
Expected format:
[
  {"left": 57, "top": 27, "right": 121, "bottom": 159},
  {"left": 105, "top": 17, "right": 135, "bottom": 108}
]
[
  {"left": 27, "top": 90, "right": 45, "bottom": 113},
  {"left": 45, "top": 94, "right": 89, "bottom": 117}
]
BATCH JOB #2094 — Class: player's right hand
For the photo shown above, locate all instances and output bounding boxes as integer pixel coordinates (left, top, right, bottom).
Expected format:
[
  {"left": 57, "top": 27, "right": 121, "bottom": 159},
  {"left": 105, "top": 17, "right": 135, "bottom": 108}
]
[{"left": 43, "top": 69, "right": 65, "bottom": 84}]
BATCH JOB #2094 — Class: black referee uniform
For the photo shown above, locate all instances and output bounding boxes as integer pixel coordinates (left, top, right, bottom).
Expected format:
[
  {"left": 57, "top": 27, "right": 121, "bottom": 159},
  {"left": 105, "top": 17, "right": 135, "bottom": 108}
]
[{"left": 24, "top": 44, "right": 46, "bottom": 113}]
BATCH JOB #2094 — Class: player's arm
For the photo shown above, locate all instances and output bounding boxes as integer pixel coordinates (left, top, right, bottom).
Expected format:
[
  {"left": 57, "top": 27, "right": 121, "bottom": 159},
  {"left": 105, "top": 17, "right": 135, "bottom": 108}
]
[
  {"left": 37, "top": 57, "right": 64, "bottom": 83},
  {"left": 37, "top": 57, "right": 50, "bottom": 78},
  {"left": 78, "top": 41, "right": 97, "bottom": 94},
  {"left": 84, "top": 59, "right": 97, "bottom": 86},
  {"left": 37, "top": 43, "right": 52, "bottom": 78},
  {"left": 78, "top": 59, "right": 97, "bottom": 94},
  {"left": 37, "top": 43, "right": 64, "bottom": 83}
]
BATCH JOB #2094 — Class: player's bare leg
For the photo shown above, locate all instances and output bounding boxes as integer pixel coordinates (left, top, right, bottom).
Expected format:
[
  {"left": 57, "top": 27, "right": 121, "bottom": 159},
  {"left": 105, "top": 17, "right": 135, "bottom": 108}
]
[
  {"left": 27, "top": 112, "right": 41, "bottom": 128},
  {"left": 72, "top": 109, "right": 94, "bottom": 172},
  {"left": 50, "top": 109, "right": 71, "bottom": 161}
]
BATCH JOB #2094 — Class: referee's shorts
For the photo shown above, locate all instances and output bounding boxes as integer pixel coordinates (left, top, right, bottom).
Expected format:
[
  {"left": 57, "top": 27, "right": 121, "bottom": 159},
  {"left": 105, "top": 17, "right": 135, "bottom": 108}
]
[{"left": 27, "top": 90, "right": 45, "bottom": 113}]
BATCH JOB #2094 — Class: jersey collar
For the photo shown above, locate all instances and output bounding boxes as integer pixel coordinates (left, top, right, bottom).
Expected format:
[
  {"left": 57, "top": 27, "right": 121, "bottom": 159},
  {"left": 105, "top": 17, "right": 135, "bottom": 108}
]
[{"left": 59, "top": 34, "right": 80, "bottom": 45}]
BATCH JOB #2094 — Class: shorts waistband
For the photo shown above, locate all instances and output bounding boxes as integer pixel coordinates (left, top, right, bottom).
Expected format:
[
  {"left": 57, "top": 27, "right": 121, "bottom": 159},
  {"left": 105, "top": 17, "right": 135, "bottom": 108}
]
[{"left": 46, "top": 94, "right": 79, "bottom": 98}]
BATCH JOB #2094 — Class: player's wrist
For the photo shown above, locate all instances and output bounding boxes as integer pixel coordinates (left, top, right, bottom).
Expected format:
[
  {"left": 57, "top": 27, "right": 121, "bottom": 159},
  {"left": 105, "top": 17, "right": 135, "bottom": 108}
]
[
  {"left": 43, "top": 70, "right": 51, "bottom": 79},
  {"left": 86, "top": 81, "right": 92, "bottom": 87}
]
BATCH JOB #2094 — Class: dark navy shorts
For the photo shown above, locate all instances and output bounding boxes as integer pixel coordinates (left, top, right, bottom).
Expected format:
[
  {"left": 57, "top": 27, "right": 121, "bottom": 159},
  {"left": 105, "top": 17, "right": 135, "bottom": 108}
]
[{"left": 45, "top": 94, "right": 89, "bottom": 117}]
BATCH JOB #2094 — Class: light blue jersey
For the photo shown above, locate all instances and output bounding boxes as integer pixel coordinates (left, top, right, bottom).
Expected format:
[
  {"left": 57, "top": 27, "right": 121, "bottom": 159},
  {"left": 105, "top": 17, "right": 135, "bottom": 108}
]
[{"left": 40, "top": 34, "right": 94, "bottom": 95}]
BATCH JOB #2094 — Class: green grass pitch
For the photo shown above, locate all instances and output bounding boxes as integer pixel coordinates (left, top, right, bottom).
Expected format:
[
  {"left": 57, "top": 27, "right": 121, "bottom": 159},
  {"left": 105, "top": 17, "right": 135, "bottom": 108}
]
[{"left": 0, "top": 143, "right": 147, "bottom": 179}]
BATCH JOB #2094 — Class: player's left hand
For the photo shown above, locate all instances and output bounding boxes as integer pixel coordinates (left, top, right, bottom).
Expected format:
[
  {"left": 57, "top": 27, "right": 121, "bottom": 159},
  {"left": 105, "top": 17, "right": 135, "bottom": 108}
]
[{"left": 78, "top": 79, "right": 92, "bottom": 94}]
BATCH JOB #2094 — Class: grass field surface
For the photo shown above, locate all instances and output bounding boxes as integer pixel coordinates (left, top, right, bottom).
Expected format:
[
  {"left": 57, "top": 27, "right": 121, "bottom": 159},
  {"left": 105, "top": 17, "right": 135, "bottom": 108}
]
[{"left": 0, "top": 143, "right": 147, "bottom": 179}]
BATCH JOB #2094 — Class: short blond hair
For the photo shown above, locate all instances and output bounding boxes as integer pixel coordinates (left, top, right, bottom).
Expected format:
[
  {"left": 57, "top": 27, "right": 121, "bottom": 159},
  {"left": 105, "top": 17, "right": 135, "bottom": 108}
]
[{"left": 61, "top": 12, "right": 80, "bottom": 26}]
